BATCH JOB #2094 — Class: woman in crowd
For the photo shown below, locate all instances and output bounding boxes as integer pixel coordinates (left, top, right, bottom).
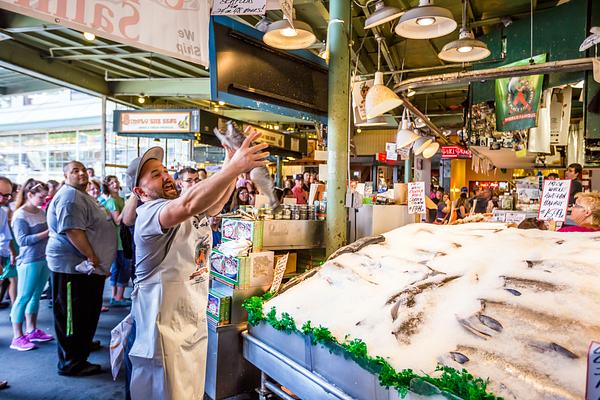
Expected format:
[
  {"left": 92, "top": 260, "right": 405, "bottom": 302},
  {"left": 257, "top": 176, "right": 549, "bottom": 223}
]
[
  {"left": 86, "top": 180, "right": 102, "bottom": 202},
  {"left": 102, "top": 176, "right": 131, "bottom": 307},
  {"left": 230, "top": 187, "right": 251, "bottom": 212},
  {"left": 454, "top": 193, "right": 468, "bottom": 220},
  {"left": 435, "top": 190, "right": 451, "bottom": 224},
  {"left": 559, "top": 192, "right": 600, "bottom": 232},
  {"left": 9, "top": 179, "right": 53, "bottom": 351}
]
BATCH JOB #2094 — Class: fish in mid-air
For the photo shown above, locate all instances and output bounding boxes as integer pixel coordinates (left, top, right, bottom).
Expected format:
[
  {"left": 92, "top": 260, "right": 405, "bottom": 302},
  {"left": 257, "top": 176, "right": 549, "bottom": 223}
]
[{"left": 214, "top": 121, "right": 279, "bottom": 210}]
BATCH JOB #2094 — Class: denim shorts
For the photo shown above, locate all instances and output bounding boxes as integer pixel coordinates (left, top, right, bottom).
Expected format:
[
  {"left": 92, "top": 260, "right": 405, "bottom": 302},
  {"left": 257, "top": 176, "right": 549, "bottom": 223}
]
[{"left": 110, "top": 250, "right": 132, "bottom": 287}]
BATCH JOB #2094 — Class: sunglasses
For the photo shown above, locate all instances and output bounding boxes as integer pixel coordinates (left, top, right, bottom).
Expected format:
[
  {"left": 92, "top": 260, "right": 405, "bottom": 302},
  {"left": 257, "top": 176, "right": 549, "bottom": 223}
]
[{"left": 0, "top": 193, "right": 12, "bottom": 199}]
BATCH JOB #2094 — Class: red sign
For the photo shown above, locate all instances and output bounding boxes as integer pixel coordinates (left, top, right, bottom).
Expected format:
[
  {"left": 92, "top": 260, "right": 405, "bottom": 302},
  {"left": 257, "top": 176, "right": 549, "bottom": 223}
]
[{"left": 441, "top": 146, "right": 472, "bottom": 159}]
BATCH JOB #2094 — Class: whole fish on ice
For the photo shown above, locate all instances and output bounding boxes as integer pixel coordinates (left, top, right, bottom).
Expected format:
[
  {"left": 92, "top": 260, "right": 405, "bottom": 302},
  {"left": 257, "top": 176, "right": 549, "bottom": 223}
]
[
  {"left": 214, "top": 121, "right": 279, "bottom": 209},
  {"left": 265, "top": 223, "right": 600, "bottom": 399}
]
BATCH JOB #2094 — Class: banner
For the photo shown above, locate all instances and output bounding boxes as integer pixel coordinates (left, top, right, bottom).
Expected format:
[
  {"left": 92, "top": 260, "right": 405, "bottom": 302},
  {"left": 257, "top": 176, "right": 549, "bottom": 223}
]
[
  {"left": 495, "top": 54, "right": 546, "bottom": 131},
  {"left": 0, "top": 0, "right": 210, "bottom": 67},
  {"left": 114, "top": 109, "right": 200, "bottom": 134}
]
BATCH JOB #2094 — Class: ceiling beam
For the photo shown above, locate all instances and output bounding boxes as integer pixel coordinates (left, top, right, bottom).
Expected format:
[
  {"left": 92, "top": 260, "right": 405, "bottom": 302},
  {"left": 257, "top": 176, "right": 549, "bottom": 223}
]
[
  {"left": 0, "top": 39, "right": 110, "bottom": 96},
  {"left": 109, "top": 78, "right": 211, "bottom": 99}
]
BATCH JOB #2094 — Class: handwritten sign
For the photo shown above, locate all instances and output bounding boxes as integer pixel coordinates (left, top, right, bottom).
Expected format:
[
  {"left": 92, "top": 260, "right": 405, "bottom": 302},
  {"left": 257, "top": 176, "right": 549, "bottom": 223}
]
[
  {"left": 212, "top": 0, "right": 266, "bottom": 15},
  {"left": 269, "top": 253, "right": 289, "bottom": 294},
  {"left": 586, "top": 341, "right": 600, "bottom": 400},
  {"left": 538, "top": 179, "right": 571, "bottom": 222},
  {"left": 386, "top": 142, "right": 398, "bottom": 161},
  {"left": 408, "top": 182, "right": 426, "bottom": 214}
]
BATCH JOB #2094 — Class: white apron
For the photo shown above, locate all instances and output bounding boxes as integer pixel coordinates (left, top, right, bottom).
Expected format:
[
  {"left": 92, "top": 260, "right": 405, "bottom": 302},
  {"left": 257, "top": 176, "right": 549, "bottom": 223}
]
[{"left": 129, "top": 214, "right": 212, "bottom": 400}]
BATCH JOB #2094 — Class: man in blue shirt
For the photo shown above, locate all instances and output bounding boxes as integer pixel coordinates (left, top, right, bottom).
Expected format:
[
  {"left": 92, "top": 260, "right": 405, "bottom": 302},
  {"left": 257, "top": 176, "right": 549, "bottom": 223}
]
[{"left": 46, "top": 161, "right": 116, "bottom": 376}]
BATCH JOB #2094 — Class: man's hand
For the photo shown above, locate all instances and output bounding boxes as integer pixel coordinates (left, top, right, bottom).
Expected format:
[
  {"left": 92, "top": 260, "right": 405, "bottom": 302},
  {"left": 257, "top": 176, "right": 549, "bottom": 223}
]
[
  {"left": 226, "top": 131, "right": 269, "bottom": 174},
  {"left": 87, "top": 254, "right": 100, "bottom": 268}
]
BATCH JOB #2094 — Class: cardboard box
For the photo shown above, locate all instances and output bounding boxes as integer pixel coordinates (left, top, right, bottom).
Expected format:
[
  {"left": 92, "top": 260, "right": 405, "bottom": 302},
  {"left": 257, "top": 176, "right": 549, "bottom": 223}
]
[
  {"left": 210, "top": 249, "right": 274, "bottom": 288},
  {"left": 207, "top": 288, "right": 231, "bottom": 325},
  {"left": 275, "top": 252, "right": 297, "bottom": 275},
  {"left": 394, "top": 183, "right": 408, "bottom": 205},
  {"left": 221, "top": 218, "right": 264, "bottom": 251}
]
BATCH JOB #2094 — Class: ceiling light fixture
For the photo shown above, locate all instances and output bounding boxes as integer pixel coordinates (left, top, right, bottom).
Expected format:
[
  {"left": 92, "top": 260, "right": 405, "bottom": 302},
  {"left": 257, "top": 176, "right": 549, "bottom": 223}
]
[
  {"left": 364, "top": 1, "right": 403, "bottom": 30},
  {"left": 365, "top": 37, "right": 403, "bottom": 119},
  {"left": 137, "top": 94, "right": 146, "bottom": 104},
  {"left": 413, "top": 136, "right": 433, "bottom": 155},
  {"left": 218, "top": 100, "right": 225, "bottom": 106},
  {"left": 263, "top": 15, "right": 316, "bottom": 50},
  {"left": 83, "top": 32, "right": 96, "bottom": 41},
  {"left": 395, "top": 0, "right": 456, "bottom": 39},
  {"left": 438, "top": 0, "right": 490, "bottom": 62},
  {"left": 422, "top": 141, "right": 440, "bottom": 158},
  {"left": 356, "top": 128, "right": 362, "bottom": 133},
  {"left": 396, "top": 109, "right": 420, "bottom": 148},
  {"left": 406, "top": 88, "right": 416, "bottom": 97}
]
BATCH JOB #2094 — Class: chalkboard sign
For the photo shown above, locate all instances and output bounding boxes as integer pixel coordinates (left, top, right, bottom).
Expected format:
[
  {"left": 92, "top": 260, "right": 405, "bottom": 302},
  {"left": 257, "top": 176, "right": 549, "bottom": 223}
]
[{"left": 209, "top": 16, "right": 328, "bottom": 123}]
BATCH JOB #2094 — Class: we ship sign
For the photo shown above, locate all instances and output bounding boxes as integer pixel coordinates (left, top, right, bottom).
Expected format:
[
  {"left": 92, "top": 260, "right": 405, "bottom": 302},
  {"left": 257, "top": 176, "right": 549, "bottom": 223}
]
[{"left": 0, "top": 0, "right": 210, "bottom": 66}]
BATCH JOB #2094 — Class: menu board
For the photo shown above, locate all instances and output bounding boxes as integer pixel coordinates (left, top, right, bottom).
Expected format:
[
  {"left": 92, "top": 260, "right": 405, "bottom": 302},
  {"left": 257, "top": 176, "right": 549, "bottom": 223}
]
[
  {"left": 538, "top": 179, "right": 571, "bottom": 222},
  {"left": 408, "top": 182, "right": 426, "bottom": 214}
]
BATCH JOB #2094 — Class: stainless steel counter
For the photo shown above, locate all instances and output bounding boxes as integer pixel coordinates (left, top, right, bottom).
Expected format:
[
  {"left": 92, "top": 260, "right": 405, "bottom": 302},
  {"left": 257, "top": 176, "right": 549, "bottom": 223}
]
[{"left": 262, "top": 220, "right": 325, "bottom": 250}]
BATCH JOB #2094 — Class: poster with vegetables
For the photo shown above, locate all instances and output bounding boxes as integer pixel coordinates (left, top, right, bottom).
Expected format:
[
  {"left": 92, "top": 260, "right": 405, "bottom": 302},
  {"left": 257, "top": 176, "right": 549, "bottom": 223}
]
[{"left": 495, "top": 54, "right": 546, "bottom": 131}]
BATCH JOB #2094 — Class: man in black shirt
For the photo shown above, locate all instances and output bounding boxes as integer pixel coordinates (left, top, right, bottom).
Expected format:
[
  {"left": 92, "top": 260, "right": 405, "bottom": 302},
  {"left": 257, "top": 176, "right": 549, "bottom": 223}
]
[{"left": 565, "top": 163, "right": 583, "bottom": 206}]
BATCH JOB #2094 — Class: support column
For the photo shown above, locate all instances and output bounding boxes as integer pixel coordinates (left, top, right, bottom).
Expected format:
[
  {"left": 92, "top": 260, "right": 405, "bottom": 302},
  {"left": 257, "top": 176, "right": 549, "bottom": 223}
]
[
  {"left": 325, "top": 0, "right": 350, "bottom": 256},
  {"left": 404, "top": 157, "right": 412, "bottom": 183},
  {"left": 101, "top": 96, "right": 107, "bottom": 178}
]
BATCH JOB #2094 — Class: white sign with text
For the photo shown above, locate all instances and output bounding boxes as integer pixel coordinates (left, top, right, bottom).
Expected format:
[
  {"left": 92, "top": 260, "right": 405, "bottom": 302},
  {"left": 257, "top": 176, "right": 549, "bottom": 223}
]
[
  {"left": 386, "top": 142, "right": 398, "bottom": 161},
  {"left": 408, "top": 182, "right": 426, "bottom": 214},
  {"left": 538, "top": 179, "right": 571, "bottom": 222},
  {"left": 0, "top": 0, "right": 210, "bottom": 66},
  {"left": 586, "top": 341, "right": 600, "bottom": 400},
  {"left": 211, "top": 0, "right": 266, "bottom": 15}
]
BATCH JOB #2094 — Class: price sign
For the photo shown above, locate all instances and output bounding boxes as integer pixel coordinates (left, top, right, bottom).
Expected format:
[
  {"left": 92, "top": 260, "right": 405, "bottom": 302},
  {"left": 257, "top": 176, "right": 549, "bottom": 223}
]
[
  {"left": 269, "top": 253, "right": 289, "bottom": 294},
  {"left": 538, "top": 179, "right": 571, "bottom": 222},
  {"left": 586, "top": 341, "right": 600, "bottom": 400},
  {"left": 408, "top": 182, "right": 426, "bottom": 214},
  {"left": 386, "top": 142, "right": 398, "bottom": 161},
  {"left": 212, "top": 0, "right": 266, "bottom": 15}
]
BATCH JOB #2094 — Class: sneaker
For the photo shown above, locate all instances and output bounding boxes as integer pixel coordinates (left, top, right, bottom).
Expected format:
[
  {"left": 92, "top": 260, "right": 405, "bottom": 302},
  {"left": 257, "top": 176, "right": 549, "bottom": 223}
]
[
  {"left": 26, "top": 329, "right": 54, "bottom": 343},
  {"left": 109, "top": 298, "right": 131, "bottom": 307},
  {"left": 10, "top": 336, "right": 36, "bottom": 351}
]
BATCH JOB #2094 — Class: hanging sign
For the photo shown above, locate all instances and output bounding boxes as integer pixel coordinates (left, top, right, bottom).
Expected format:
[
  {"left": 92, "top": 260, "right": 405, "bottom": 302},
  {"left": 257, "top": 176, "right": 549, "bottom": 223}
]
[
  {"left": 114, "top": 109, "right": 199, "bottom": 134},
  {"left": 385, "top": 142, "right": 398, "bottom": 161},
  {"left": 211, "top": 0, "right": 266, "bottom": 15},
  {"left": 269, "top": 253, "right": 289, "bottom": 294},
  {"left": 352, "top": 79, "right": 373, "bottom": 123},
  {"left": 407, "top": 181, "right": 426, "bottom": 214},
  {"left": 587, "top": 341, "right": 600, "bottom": 400},
  {"left": 495, "top": 54, "right": 547, "bottom": 131},
  {"left": 0, "top": 0, "right": 210, "bottom": 66},
  {"left": 538, "top": 179, "right": 571, "bottom": 222},
  {"left": 441, "top": 145, "right": 472, "bottom": 159}
]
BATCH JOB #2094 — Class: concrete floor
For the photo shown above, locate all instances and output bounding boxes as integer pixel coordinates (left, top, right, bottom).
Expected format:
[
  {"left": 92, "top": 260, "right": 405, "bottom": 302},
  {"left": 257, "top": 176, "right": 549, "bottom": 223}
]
[{"left": 0, "top": 288, "right": 129, "bottom": 400}]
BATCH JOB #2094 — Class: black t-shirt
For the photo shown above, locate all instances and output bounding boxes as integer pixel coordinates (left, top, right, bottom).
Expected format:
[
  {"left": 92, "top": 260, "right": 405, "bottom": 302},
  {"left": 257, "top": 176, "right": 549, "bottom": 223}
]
[{"left": 569, "top": 179, "right": 583, "bottom": 205}]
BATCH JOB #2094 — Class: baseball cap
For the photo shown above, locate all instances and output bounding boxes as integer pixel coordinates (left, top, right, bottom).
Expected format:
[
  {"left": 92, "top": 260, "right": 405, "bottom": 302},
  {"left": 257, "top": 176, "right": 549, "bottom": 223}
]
[
  {"left": 295, "top": 174, "right": 303, "bottom": 180},
  {"left": 460, "top": 187, "right": 468, "bottom": 193},
  {"left": 125, "top": 146, "right": 164, "bottom": 191}
]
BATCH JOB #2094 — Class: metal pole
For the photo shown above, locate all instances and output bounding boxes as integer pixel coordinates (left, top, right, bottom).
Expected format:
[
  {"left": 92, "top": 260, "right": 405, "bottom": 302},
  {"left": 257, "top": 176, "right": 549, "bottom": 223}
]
[
  {"left": 404, "top": 153, "right": 412, "bottom": 183},
  {"left": 325, "top": 0, "right": 350, "bottom": 256},
  {"left": 275, "top": 155, "right": 282, "bottom": 187}
]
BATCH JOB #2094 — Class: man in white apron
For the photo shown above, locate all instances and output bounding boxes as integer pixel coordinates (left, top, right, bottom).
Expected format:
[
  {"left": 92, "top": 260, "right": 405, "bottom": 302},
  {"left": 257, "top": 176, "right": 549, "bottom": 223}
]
[{"left": 126, "top": 131, "right": 268, "bottom": 400}]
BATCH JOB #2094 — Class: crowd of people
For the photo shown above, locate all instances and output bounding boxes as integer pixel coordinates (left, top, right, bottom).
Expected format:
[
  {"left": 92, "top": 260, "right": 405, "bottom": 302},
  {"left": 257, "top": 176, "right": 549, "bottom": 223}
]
[
  {"left": 0, "top": 130, "right": 320, "bottom": 396},
  {"left": 428, "top": 163, "right": 586, "bottom": 224}
]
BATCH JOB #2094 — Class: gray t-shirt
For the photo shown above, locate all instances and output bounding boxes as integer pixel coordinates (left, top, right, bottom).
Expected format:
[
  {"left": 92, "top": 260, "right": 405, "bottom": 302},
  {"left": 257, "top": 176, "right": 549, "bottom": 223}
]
[
  {"left": 46, "top": 184, "right": 117, "bottom": 275},
  {"left": 134, "top": 198, "right": 179, "bottom": 283},
  {"left": 12, "top": 208, "right": 48, "bottom": 265}
]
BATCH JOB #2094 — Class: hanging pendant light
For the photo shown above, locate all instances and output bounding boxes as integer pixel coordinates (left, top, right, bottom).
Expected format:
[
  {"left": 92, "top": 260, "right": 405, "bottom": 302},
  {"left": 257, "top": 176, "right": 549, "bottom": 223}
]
[
  {"left": 438, "top": 0, "right": 490, "bottom": 62},
  {"left": 365, "top": 37, "right": 403, "bottom": 119},
  {"left": 413, "top": 136, "right": 433, "bottom": 155},
  {"left": 364, "top": 1, "right": 403, "bottom": 30},
  {"left": 395, "top": 0, "right": 456, "bottom": 39},
  {"left": 263, "top": 18, "right": 316, "bottom": 50},
  {"left": 422, "top": 141, "right": 440, "bottom": 158},
  {"left": 396, "top": 109, "right": 420, "bottom": 148}
]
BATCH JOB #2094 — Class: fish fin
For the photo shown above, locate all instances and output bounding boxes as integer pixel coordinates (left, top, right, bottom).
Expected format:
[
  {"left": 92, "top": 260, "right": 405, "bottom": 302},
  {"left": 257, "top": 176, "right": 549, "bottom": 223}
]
[{"left": 478, "top": 313, "right": 503, "bottom": 332}]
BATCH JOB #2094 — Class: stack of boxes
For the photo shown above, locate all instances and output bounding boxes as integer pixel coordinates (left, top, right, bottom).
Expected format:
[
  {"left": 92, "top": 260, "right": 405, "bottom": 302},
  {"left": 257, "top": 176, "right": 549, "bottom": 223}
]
[{"left": 207, "top": 218, "right": 274, "bottom": 327}]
